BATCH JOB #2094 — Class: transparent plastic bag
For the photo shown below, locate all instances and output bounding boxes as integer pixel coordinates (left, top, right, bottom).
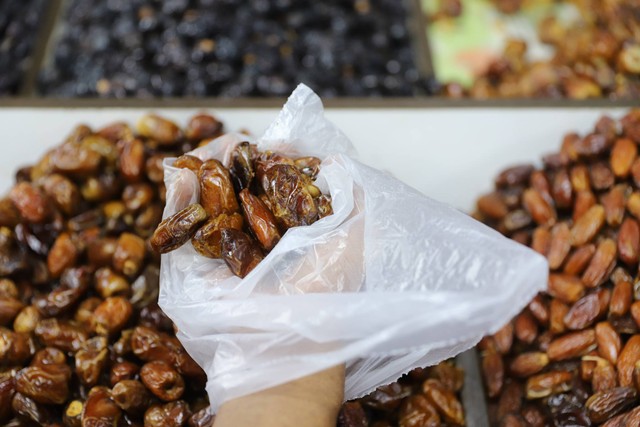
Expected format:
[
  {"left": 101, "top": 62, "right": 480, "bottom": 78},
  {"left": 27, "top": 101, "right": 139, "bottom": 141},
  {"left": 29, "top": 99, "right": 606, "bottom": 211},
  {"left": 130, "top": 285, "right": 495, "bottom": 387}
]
[{"left": 158, "top": 84, "right": 548, "bottom": 411}]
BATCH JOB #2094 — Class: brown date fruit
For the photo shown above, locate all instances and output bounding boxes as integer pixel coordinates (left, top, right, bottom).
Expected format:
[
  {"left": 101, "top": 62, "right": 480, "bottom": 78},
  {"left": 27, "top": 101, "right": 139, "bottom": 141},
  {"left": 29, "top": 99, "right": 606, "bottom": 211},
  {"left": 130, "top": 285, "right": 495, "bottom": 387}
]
[
  {"left": 618, "top": 335, "right": 640, "bottom": 387},
  {"left": 510, "top": 352, "right": 549, "bottom": 377},
  {"left": 12, "top": 392, "right": 54, "bottom": 425},
  {"left": 617, "top": 218, "right": 640, "bottom": 265},
  {"left": 123, "top": 183, "right": 154, "bottom": 212},
  {"left": 131, "top": 325, "right": 175, "bottom": 365},
  {"left": 548, "top": 329, "right": 596, "bottom": 361},
  {"left": 264, "top": 164, "right": 319, "bottom": 228},
  {"left": 477, "top": 192, "right": 508, "bottom": 220},
  {"left": 0, "top": 278, "right": 18, "bottom": 298},
  {"left": 421, "top": 379, "right": 464, "bottom": 425},
  {"left": 596, "top": 322, "right": 622, "bottom": 365},
  {"left": 564, "top": 289, "right": 609, "bottom": 330},
  {"left": 496, "top": 165, "right": 534, "bottom": 187},
  {"left": 13, "top": 305, "right": 39, "bottom": 333},
  {"left": 173, "top": 155, "right": 203, "bottom": 175},
  {"left": 112, "top": 379, "right": 153, "bottom": 416},
  {"left": 586, "top": 387, "right": 638, "bottom": 423},
  {"left": 0, "top": 327, "right": 33, "bottom": 365},
  {"left": 31, "top": 346, "right": 66, "bottom": 366},
  {"left": 295, "top": 156, "right": 322, "bottom": 179},
  {"left": 0, "top": 197, "right": 20, "bottom": 228},
  {"left": 137, "top": 114, "right": 182, "bottom": 145},
  {"left": 94, "top": 267, "right": 130, "bottom": 299},
  {"left": 482, "top": 351, "right": 504, "bottom": 398},
  {"left": 220, "top": 228, "right": 264, "bottom": 278},
  {"left": 525, "top": 370, "right": 572, "bottom": 399},
  {"left": 571, "top": 204, "right": 605, "bottom": 246},
  {"left": 185, "top": 114, "right": 223, "bottom": 141},
  {"left": 239, "top": 189, "right": 281, "bottom": 251},
  {"left": 87, "top": 237, "right": 118, "bottom": 267},
  {"left": 146, "top": 154, "right": 166, "bottom": 183},
  {"left": 15, "top": 363, "right": 71, "bottom": 404},
  {"left": 113, "top": 232, "right": 146, "bottom": 277},
  {"left": 52, "top": 142, "right": 102, "bottom": 176},
  {"left": 144, "top": 400, "right": 191, "bottom": 427},
  {"left": 33, "top": 267, "right": 91, "bottom": 317},
  {"left": 189, "top": 407, "right": 215, "bottom": 427},
  {"left": 398, "top": 395, "right": 440, "bottom": 427},
  {"left": 230, "top": 141, "right": 254, "bottom": 191},
  {"left": 429, "top": 361, "right": 464, "bottom": 393},
  {"left": 92, "top": 296, "right": 133, "bottom": 336},
  {"left": 82, "top": 386, "right": 122, "bottom": 427},
  {"left": 151, "top": 204, "right": 208, "bottom": 254},
  {"left": 9, "top": 182, "right": 50, "bottom": 223},
  {"left": 191, "top": 212, "right": 243, "bottom": 259},
  {"left": 34, "top": 318, "right": 87, "bottom": 353},
  {"left": 317, "top": 194, "right": 333, "bottom": 219},
  {"left": 40, "top": 173, "right": 80, "bottom": 216},
  {"left": 75, "top": 336, "right": 108, "bottom": 387},
  {"left": 0, "top": 372, "right": 15, "bottom": 422},
  {"left": 337, "top": 401, "right": 368, "bottom": 427},
  {"left": 119, "top": 138, "right": 145, "bottom": 183},
  {"left": 47, "top": 232, "right": 79, "bottom": 278},
  {"left": 0, "top": 296, "right": 24, "bottom": 326},
  {"left": 362, "top": 382, "right": 412, "bottom": 412},
  {"left": 199, "top": 159, "right": 239, "bottom": 217},
  {"left": 110, "top": 361, "right": 139, "bottom": 387},
  {"left": 140, "top": 360, "right": 185, "bottom": 402}
]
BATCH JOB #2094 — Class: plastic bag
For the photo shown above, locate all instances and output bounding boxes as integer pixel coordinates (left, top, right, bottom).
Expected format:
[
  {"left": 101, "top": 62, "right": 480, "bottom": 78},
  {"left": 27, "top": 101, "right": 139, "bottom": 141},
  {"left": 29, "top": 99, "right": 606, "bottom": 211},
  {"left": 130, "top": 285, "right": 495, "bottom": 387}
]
[{"left": 158, "top": 84, "right": 548, "bottom": 411}]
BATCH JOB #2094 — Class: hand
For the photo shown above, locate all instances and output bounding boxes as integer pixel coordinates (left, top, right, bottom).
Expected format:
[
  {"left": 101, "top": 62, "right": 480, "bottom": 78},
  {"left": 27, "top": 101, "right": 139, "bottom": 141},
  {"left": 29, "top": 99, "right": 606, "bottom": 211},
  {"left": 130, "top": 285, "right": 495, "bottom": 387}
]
[{"left": 214, "top": 365, "right": 345, "bottom": 427}]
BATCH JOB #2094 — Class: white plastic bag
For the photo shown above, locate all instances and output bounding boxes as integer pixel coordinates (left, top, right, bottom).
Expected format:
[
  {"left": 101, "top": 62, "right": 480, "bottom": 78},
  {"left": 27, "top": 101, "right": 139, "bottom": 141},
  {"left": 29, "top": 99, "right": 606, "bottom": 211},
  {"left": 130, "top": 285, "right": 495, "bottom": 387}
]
[{"left": 158, "top": 84, "right": 548, "bottom": 411}]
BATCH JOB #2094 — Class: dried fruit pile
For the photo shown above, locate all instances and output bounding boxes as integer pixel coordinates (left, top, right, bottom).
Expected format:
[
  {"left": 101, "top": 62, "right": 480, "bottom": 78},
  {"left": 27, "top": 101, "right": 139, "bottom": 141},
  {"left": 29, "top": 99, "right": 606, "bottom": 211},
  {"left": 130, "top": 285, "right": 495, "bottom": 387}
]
[
  {"left": 339, "top": 361, "right": 466, "bottom": 427},
  {"left": 0, "top": 113, "right": 227, "bottom": 426},
  {"left": 442, "top": 0, "right": 640, "bottom": 99},
  {"left": 0, "top": 0, "right": 46, "bottom": 95},
  {"left": 150, "top": 143, "right": 332, "bottom": 278},
  {"left": 38, "top": 0, "right": 426, "bottom": 97},
  {"left": 474, "top": 109, "right": 640, "bottom": 426}
]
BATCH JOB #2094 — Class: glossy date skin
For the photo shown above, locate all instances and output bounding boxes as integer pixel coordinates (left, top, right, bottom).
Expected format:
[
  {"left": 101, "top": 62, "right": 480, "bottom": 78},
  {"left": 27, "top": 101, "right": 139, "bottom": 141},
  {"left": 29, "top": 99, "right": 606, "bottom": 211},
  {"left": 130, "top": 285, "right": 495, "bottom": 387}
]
[{"left": 160, "top": 146, "right": 331, "bottom": 277}]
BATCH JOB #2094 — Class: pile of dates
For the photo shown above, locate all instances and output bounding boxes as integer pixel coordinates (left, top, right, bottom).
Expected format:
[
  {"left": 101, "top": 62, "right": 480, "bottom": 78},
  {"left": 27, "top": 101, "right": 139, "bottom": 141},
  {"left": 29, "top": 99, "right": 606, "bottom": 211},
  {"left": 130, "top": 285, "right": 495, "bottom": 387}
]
[
  {"left": 339, "top": 361, "right": 466, "bottom": 427},
  {"left": 38, "top": 0, "right": 427, "bottom": 97},
  {"left": 0, "top": 0, "right": 46, "bottom": 95},
  {"left": 0, "top": 109, "right": 458, "bottom": 426},
  {"left": 442, "top": 0, "right": 640, "bottom": 99},
  {"left": 0, "top": 113, "right": 226, "bottom": 426},
  {"left": 150, "top": 143, "right": 332, "bottom": 278},
  {"left": 474, "top": 109, "right": 640, "bottom": 426}
]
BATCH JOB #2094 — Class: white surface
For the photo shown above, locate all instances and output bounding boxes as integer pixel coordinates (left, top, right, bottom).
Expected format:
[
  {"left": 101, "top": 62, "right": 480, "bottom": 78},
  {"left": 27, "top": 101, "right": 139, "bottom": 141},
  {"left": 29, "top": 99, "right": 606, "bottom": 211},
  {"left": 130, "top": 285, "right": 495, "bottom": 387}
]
[{"left": 0, "top": 106, "right": 631, "bottom": 210}]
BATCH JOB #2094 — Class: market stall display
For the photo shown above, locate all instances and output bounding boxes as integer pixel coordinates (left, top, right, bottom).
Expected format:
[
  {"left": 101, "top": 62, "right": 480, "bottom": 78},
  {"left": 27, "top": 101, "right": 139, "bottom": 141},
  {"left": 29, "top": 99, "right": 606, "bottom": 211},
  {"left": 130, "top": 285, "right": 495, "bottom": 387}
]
[
  {"left": 0, "top": 0, "right": 47, "bottom": 95},
  {"left": 425, "top": 0, "right": 640, "bottom": 99},
  {"left": 475, "top": 109, "right": 640, "bottom": 425},
  {"left": 38, "top": 0, "right": 425, "bottom": 97}
]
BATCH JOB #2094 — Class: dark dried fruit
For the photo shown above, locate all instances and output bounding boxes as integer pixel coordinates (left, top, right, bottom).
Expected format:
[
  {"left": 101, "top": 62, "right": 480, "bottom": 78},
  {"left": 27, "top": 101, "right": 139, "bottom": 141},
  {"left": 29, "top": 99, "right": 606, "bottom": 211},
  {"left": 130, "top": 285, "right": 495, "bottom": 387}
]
[
  {"left": 220, "top": 228, "right": 264, "bottom": 278},
  {"left": 137, "top": 114, "right": 182, "bottom": 145},
  {"left": 9, "top": 182, "right": 50, "bottom": 223},
  {"left": 264, "top": 164, "right": 319, "bottom": 228},
  {"left": 239, "top": 189, "right": 281, "bottom": 250},
  {"left": 151, "top": 204, "right": 208, "bottom": 253},
  {"left": 586, "top": 387, "right": 638, "bottom": 423},
  {"left": 525, "top": 371, "right": 572, "bottom": 399},
  {"left": 192, "top": 212, "right": 243, "bottom": 258},
  {"left": 112, "top": 379, "right": 153, "bottom": 416},
  {"left": 398, "top": 395, "right": 439, "bottom": 427},
  {"left": 199, "top": 159, "right": 239, "bottom": 217},
  {"left": 15, "top": 364, "right": 70, "bottom": 405}
]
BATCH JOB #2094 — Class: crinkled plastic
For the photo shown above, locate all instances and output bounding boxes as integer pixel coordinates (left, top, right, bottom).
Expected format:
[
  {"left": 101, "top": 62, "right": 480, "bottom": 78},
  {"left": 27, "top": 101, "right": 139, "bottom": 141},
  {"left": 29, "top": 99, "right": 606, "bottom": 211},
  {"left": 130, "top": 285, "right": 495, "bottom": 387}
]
[{"left": 158, "top": 84, "right": 548, "bottom": 411}]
